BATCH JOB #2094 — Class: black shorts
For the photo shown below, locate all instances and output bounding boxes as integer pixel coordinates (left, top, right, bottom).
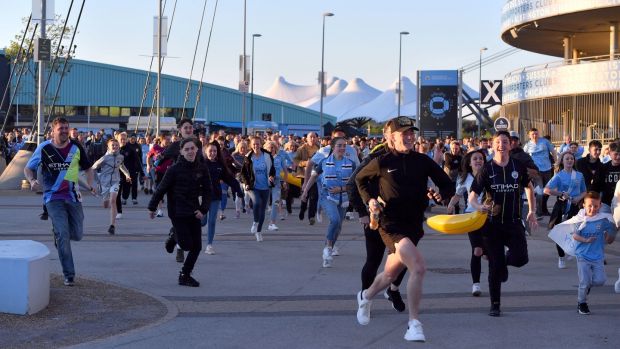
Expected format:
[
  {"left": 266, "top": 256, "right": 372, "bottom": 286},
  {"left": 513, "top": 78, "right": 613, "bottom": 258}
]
[{"left": 378, "top": 226, "right": 423, "bottom": 254}]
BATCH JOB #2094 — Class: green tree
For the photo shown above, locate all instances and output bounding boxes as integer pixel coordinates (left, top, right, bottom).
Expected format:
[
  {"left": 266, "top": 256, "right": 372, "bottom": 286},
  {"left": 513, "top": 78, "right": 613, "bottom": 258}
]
[{"left": 4, "top": 15, "right": 75, "bottom": 62}]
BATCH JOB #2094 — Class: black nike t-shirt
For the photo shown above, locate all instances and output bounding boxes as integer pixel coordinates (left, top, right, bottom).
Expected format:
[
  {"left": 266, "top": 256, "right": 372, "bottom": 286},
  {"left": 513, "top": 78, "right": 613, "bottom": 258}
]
[{"left": 470, "top": 158, "right": 530, "bottom": 224}]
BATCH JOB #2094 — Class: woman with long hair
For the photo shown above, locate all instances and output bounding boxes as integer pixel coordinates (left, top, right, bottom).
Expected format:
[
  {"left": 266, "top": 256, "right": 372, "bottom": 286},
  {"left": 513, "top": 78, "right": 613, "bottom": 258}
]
[
  {"left": 232, "top": 140, "right": 249, "bottom": 218},
  {"left": 240, "top": 136, "right": 276, "bottom": 242},
  {"left": 544, "top": 151, "right": 586, "bottom": 269},
  {"left": 201, "top": 142, "right": 243, "bottom": 254},
  {"left": 301, "top": 137, "right": 356, "bottom": 268},
  {"left": 446, "top": 150, "right": 487, "bottom": 296},
  {"left": 265, "top": 141, "right": 289, "bottom": 231}
]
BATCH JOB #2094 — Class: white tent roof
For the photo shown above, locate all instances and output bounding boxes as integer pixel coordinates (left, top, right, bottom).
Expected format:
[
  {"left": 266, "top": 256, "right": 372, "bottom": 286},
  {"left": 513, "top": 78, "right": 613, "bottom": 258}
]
[
  {"left": 298, "top": 79, "right": 348, "bottom": 108},
  {"left": 262, "top": 75, "right": 479, "bottom": 123},
  {"left": 343, "top": 77, "right": 417, "bottom": 122}
]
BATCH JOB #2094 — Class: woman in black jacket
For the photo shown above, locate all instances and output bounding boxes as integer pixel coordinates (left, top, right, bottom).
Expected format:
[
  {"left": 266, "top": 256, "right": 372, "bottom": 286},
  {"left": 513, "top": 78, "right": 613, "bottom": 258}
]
[
  {"left": 240, "top": 136, "right": 276, "bottom": 242},
  {"left": 148, "top": 138, "right": 212, "bottom": 287},
  {"left": 202, "top": 141, "right": 243, "bottom": 254}
]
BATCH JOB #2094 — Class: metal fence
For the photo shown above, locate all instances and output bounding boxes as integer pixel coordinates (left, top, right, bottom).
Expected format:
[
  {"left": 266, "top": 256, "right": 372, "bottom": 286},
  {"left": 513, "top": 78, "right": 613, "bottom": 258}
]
[{"left": 501, "top": 91, "right": 620, "bottom": 145}]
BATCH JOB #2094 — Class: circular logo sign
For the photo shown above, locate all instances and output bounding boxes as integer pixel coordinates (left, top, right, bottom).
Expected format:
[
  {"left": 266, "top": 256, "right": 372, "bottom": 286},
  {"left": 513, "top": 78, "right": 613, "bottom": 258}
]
[{"left": 494, "top": 117, "right": 510, "bottom": 132}]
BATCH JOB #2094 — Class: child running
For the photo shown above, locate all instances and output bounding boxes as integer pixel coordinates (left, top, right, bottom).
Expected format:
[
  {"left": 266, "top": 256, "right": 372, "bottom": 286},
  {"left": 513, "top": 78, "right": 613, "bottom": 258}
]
[
  {"left": 567, "top": 191, "right": 617, "bottom": 314},
  {"left": 91, "top": 138, "right": 131, "bottom": 235}
]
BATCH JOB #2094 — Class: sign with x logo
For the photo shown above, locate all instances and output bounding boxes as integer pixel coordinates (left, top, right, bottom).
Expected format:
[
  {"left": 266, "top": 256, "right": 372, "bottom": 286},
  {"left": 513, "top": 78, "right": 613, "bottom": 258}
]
[{"left": 481, "top": 80, "right": 502, "bottom": 105}]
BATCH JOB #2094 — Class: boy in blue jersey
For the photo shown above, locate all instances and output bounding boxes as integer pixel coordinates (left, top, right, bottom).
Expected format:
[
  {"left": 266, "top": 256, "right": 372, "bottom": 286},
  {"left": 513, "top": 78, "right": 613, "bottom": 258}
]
[
  {"left": 572, "top": 191, "right": 617, "bottom": 314},
  {"left": 24, "top": 117, "right": 95, "bottom": 286}
]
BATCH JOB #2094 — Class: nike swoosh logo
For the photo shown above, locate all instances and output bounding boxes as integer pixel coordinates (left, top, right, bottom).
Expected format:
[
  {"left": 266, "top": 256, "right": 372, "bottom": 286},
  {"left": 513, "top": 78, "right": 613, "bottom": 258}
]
[
  {"left": 387, "top": 169, "right": 397, "bottom": 173},
  {"left": 489, "top": 174, "right": 498, "bottom": 178}
]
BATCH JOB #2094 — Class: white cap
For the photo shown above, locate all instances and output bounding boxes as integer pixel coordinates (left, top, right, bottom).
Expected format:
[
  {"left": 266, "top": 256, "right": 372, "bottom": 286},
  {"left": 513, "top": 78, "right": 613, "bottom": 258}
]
[{"left": 509, "top": 131, "right": 519, "bottom": 138}]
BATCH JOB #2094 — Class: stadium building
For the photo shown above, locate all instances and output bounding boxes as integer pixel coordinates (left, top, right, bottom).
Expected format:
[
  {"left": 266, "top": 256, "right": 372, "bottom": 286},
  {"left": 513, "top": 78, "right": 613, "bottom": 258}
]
[
  {"left": 0, "top": 50, "right": 336, "bottom": 135},
  {"left": 500, "top": 0, "right": 620, "bottom": 144}
]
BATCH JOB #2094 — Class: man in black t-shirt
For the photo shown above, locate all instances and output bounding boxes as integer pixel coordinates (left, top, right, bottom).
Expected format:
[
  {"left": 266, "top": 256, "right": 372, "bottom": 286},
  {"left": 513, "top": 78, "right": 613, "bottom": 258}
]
[
  {"left": 469, "top": 131, "right": 538, "bottom": 317},
  {"left": 591, "top": 141, "right": 620, "bottom": 211},
  {"left": 577, "top": 140, "right": 603, "bottom": 192}
]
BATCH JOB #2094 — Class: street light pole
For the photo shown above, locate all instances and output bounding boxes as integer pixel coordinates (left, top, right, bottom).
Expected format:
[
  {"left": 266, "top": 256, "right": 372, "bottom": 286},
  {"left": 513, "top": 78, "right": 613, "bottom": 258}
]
[
  {"left": 398, "top": 31, "right": 410, "bottom": 118},
  {"left": 37, "top": 0, "right": 47, "bottom": 144},
  {"left": 241, "top": 0, "right": 247, "bottom": 135},
  {"left": 250, "top": 33, "right": 261, "bottom": 122},
  {"left": 319, "top": 12, "right": 334, "bottom": 137},
  {"left": 478, "top": 47, "right": 487, "bottom": 137}
]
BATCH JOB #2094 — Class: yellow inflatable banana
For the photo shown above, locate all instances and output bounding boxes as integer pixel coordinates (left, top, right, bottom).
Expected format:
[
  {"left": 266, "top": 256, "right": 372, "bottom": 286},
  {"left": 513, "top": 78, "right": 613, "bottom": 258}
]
[
  {"left": 281, "top": 171, "right": 302, "bottom": 188},
  {"left": 426, "top": 211, "right": 488, "bottom": 234}
]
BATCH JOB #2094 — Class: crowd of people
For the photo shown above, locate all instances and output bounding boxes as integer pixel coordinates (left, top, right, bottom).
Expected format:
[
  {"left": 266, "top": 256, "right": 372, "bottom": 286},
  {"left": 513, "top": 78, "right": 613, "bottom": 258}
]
[{"left": 11, "top": 116, "right": 620, "bottom": 343}]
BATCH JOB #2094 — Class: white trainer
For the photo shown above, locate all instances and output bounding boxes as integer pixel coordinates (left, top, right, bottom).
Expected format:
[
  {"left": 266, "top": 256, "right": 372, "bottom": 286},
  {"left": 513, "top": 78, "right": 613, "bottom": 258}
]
[
  {"left": 331, "top": 245, "right": 340, "bottom": 256},
  {"left": 356, "top": 290, "right": 371, "bottom": 325},
  {"left": 615, "top": 268, "right": 620, "bottom": 294},
  {"left": 267, "top": 223, "right": 279, "bottom": 231},
  {"left": 322, "top": 247, "right": 333, "bottom": 268},
  {"left": 250, "top": 222, "right": 258, "bottom": 234},
  {"left": 205, "top": 244, "right": 215, "bottom": 255},
  {"left": 115, "top": 213, "right": 122, "bottom": 219},
  {"left": 558, "top": 257, "right": 566, "bottom": 269},
  {"left": 316, "top": 213, "right": 323, "bottom": 223},
  {"left": 156, "top": 209, "right": 164, "bottom": 217},
  {"left": 404, "top": 319, "right": 426, "bottom": 342},
  {"left": 255, "top": 232, "right": 263, "bottom": 242},
  {"left": 472, "top": 283, "right": 481, "bottom": 297}
]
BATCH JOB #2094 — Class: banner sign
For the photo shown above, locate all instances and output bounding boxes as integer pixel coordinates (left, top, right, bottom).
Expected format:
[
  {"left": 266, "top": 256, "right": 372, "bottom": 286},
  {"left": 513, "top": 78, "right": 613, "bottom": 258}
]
[
  {"left": 418, "top": 70, "right": 459, "bottom": 139},
  {"left": 481, "top": 80, "right": 502, "bottom": 105}
]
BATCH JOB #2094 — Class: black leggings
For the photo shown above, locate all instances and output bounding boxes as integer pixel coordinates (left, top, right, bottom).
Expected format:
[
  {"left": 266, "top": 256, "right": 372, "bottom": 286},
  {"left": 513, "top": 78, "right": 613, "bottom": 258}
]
[
  {"left": 299, "top": 180, "right": 318, "bottom": 219},
  {"left": 468, "top": 228, "right": 484, "bottom": 284},
  {"left": 483, "top": 221, "right": 529, "bottom": 305},
  {"left": 121, "top": 171, "right": 139, "bottom": 201},
  {"left": 171, "top": 216, "right": 202, "bottom": 275},
  {"left": 361, "top": 224, "right": 407, "bottom": 290}
]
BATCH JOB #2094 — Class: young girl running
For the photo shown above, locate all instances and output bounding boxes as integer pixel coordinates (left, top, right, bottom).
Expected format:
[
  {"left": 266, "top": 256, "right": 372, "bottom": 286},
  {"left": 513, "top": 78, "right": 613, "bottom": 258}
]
[{"left": 91, "top": 138, "right": 131, "bottom": 235}]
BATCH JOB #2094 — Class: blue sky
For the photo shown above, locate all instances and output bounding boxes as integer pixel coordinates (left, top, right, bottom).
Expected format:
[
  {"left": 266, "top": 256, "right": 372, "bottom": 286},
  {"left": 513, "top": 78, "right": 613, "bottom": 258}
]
[{"left": 0, "top": 1, "right": 554, "bottom": 95}]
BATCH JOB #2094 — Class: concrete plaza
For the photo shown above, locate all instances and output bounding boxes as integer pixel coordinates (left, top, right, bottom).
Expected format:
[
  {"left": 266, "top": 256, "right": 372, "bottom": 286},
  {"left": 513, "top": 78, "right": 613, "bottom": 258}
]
[{"left": 0, "top": 190, "right": 619, "bottom": 348}]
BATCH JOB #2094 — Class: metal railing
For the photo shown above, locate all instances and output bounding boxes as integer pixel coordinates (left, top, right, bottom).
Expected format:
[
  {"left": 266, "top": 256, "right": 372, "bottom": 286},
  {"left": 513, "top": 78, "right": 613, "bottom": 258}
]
[{"left": 504, "top": 54, "right": 620, "bottom": 77}]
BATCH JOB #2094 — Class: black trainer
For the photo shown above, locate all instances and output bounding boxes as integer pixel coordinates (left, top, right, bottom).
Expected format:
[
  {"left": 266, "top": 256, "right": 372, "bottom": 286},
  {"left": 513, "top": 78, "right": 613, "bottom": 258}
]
[
  {"left": 165, "top": 228, "right": 176, "bottom": 253},
  {"left": 108, "top": 225, "right": 115, "bottom": 235},
  {"left": 489, "top": 303, "right": 501, "bottom": 317},
  {"left": 64, "top": 277, "right": 75, "bottom": 286},
  {"left": 40, "top": 212, "right": 48, "bottom": 220},
  {"left": 176, "top": 248, "right": 185, "bottom": 263},
  {"left": 178, "top": 272, "right": 200, "bottom": 287},
  {"left": 578, "top": 302, "right": 590, "bottom": 315},
  {"left": 384, "top": 288, "right": 406, "bottom": 312}
]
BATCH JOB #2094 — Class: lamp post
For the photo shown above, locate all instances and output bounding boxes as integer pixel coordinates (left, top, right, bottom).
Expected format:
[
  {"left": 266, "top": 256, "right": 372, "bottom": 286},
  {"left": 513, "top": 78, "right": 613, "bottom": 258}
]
[
  {"left": 398, "top": 31, "right": 410, "bottom": 118},
  {"left": 319, "top": 12, "right": 334, "bottom": 137},
  {"left": 241, "top": 0, "right": 247, "bottom": 135},
  {"left": 250, "top": 33, "right": 261, "bottom": 122},
  {"left": 478, "top": 47, "right": 487, "bottom": 136}
]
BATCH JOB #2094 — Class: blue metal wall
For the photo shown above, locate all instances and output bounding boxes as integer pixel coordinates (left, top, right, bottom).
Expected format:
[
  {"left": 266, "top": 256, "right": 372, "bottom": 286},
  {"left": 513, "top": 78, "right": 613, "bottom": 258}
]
[{"left": 9, "top": 57, "right": 336, "bottom": 125}]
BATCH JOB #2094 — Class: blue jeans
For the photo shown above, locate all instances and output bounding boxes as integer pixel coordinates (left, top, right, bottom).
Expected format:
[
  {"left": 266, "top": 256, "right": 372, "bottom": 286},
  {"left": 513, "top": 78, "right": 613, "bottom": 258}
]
[
  {"left": 248, "top": 189, "right": 270, "bottom": 232},
  {"left": 220, "top": 183, "right": 229, "bottom": 212},
  {"left": 321, "top": 196, "right": 345, "bottom": 243},
  {"left": 46, "top": 200, "right": 84, "bottom": 279},
  {"left": 201, "top": 200, "right": 220, "bottom": 245},
  {"left": 269, "top": 182, "right": 282, "bottom": 222},
  {"left": 577, "top": 258, "right": 606, "bottom": 303}
]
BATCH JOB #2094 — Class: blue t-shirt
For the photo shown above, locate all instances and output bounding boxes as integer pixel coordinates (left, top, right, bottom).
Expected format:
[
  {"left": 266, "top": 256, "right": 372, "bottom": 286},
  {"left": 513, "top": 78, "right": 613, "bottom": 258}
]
[
  {"left": 252, "top": 153, "right": 269, "bottom": 190},
  {"left": 545, "top": 170, "right": 586, "bottom": 199},
  {"left": 523, "top": 138, "right": 554, "bottom": 172},
  {"left": 273, "top": 152, "right": 287, "bottom": 180},
  {"left": 575, "top": 218, "right": 616, "bottom": 262}
]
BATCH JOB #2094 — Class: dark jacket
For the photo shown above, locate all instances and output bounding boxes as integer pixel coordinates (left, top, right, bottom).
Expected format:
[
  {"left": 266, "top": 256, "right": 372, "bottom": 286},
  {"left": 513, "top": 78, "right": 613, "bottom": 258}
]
[
  {"left": 120, "top": 143, "right": 144, "bottom": 175},
  {"left": 355, "top": 149, "right": 454, "bottom": 232},
  {"left": 576, "top": 154, "right": 602, "bottom": 191},
  {"left": 510, "top": 147, "right": 538, "bottom": 172},
  {"left": 240, "top": 150, "right": 276, "bottom": 190},
  {"left": 205, "top": 159, "right": 243, "bottom": 201},
  {"left": 346, "top": 144, "right": 388, "bottom": 218},
  {"left": 148, "top": 156, "right": 212, "bottom": 217}
]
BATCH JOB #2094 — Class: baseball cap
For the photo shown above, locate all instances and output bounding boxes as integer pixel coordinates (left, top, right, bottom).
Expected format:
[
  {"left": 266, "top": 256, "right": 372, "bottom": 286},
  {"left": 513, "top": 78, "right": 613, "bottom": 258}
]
[
  {"left": 385, "top": 116, "right": 419, "bottom": 133},
  {"left": 509, "top": 131, "right": 519, "bottom": 139}
]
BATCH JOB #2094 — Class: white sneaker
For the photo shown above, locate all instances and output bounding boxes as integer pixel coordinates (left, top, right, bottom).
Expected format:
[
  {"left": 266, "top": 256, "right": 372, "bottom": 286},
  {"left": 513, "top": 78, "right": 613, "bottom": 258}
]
[
  {"left": 322, "top": 247, "right": 333, "bottom": 268},
  {"left": 472, "top": 283, "right": 481, "bottom": 297},
  {"left": 205, "top": 244, "right": 215, "bottom": 255},
  {"left": 255, "top": 232, "right": 263, "bottom": 242},
  {"left": 356, "top": 290, "right": 371, "bottom": 325},
  {"left": 404, "top": 319, "right": 426, "bottom": 342},
  {"left": 615, "top": 268, "right": 620, "bottom": 294},
  {"left": 316, "top": 213, "right": 323, "bottom": 223},
  {"left": 331, "top": 245, "right": 340, "bottom": 256},
  {"left": 250, "top": 222, "right": 258, "bottom": 234},
  {"left": 156, "top": 209, "right": 164, "bottom": 217},
  {"left": 558, "top": 257, "right": 566, "bottom": 269},
  {"left": 115, "top": 213, "right": 122, "bottom": 219},
  {"left": 267, "top": 223, "right": 279, "bottom": 231}
]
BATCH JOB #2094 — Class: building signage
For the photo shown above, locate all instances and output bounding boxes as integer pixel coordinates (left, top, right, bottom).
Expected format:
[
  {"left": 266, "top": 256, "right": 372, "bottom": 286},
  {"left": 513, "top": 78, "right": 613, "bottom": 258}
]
[
  {"left": 494, "top": 116, "right": 510, "bottom": 132},
  {"left": 502, "top": 0, "right": 620, "bottom": 32},
  {"left": 418, "top": 70, "right": 459, "bottom": 139},
  {"left": 481, "top": 80, "right": 502, "bottom": 105},
  {"left": 503, "top": 60, "right": 620, "bottom": 104}
]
